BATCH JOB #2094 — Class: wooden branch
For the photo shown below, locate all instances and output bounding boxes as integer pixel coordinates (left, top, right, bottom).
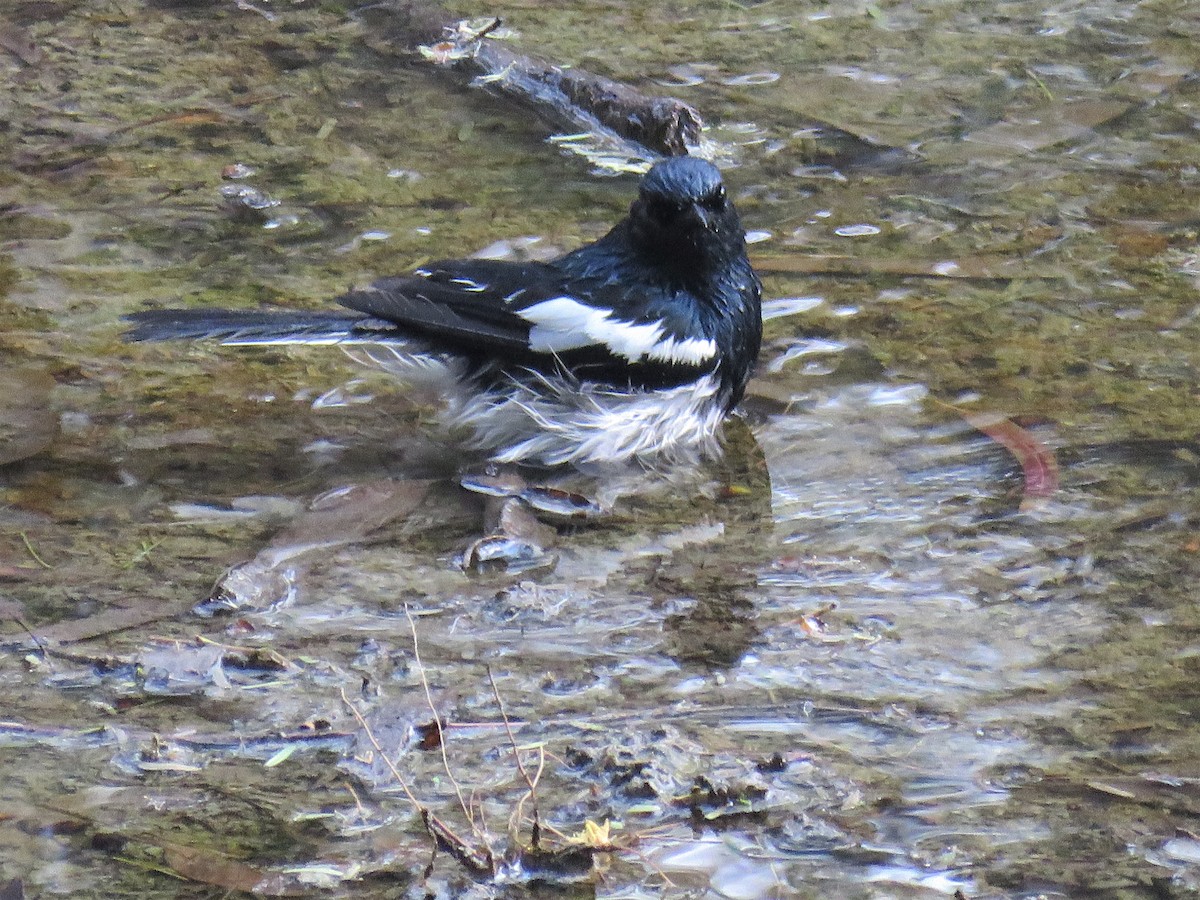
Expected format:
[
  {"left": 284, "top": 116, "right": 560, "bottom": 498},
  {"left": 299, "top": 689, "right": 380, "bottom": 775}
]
[
  {"left": 459, "top": 37, "right": 702, "bottom": 157},
  {"left": 362, "top": 7, "right": 702, "bottom": 159}
]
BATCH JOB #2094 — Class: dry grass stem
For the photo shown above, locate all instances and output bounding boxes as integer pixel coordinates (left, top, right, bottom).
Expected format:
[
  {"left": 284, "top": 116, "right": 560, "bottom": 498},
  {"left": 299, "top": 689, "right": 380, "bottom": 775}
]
[
  {"left": 487, "top": 664, "right": 544, "bottom": 845},
  {"left": 339, "top": 686, "right": 489, "bottom": 872},
  {"left": 405, "top": 606, "right": 485, "bottom": 844}
]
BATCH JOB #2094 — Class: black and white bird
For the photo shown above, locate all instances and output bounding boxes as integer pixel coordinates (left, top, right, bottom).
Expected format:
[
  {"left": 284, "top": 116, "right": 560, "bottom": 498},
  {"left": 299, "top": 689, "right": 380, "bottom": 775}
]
[{"left": 125, "top": 156, "right": 763, "bottom": 469}]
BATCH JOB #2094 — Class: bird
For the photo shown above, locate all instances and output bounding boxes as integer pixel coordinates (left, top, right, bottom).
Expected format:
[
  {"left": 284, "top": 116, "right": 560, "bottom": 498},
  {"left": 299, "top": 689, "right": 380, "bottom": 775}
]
[{"left": 125, "top": 156, "right": 763, "bottom": 470}]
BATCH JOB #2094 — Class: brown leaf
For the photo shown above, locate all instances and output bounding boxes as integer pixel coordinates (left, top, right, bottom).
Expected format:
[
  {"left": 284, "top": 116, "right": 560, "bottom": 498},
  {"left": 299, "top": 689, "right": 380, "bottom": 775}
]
[{"left": 415, "top": 718, "right": 443, "bottom": 751}]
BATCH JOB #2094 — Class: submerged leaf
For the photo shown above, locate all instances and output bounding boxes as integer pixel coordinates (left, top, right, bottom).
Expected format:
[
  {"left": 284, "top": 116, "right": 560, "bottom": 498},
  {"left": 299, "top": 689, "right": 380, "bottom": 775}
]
[
  {"left": 202, "top": 479, "right": 433, "bottom": 615},
  {"left": 960, "top": 411, "right": 1060, "bottom": 509},
  {"left": 965, "top": 99, "right": 1132, "bottom": 152},
  {"left": 163, "top": 846, "right": 308, "bottom": 896},
  {"left": 0, "top": 22, "right": 42, "bottom": 66},
  {"left": 0, "top": 367, "right": 57, "bottom": 467}
]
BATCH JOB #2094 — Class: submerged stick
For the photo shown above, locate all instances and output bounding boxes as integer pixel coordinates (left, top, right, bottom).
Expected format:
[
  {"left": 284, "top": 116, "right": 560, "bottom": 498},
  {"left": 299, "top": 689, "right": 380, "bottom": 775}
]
[
  {"left": 458, "top": 36, "right": 702, "bottom": 157},
  {"left": 365, "top": 8, "right": 703, "bottom": 160}
]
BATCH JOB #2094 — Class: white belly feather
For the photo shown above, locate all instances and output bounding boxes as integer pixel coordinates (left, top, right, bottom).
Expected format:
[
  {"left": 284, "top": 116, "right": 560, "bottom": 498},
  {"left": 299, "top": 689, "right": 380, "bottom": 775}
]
[
  {"left": 445, "top": 371, "right": 727, "bottom": 468},
  {"left": 342, "top": 344, "right": 727, "bottom": 468}
]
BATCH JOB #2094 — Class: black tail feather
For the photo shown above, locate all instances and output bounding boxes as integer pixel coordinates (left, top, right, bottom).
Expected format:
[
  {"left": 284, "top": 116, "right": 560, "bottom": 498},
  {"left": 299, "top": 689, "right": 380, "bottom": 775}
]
[{"left": 123, "top": 308, "right": 367, "bottom": 344}]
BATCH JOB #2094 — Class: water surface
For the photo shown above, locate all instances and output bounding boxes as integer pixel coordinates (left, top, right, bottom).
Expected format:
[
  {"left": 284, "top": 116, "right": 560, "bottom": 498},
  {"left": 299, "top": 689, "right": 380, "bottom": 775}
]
[{"left": 3, "top": 1, "right": 1200, "bottom": 897}]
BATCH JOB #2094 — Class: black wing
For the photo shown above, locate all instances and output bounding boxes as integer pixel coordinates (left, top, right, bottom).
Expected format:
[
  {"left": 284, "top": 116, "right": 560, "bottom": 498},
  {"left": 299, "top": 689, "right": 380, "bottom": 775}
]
[
  {"left": 336, "top": 260, "right": 550, "bottom": 356},
  {"left": 338, "top": 258, "right": 718, "bottom": 383}
]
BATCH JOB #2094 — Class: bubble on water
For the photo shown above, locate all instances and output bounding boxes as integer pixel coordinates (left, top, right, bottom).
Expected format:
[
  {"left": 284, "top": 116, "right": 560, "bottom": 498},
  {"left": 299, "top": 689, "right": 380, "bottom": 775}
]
[
  {"left": 834, "top": 223, "right": 881, "bottom": 237},
  {"left": 867, "top": 383, "right": 928, "bottom": 406},
  {"left": 658, "top": 63, "right": 706, "bottom": 87},
  {"left": 721, "top": 72, "right": 781, "bottom": 87},
  {"left": 762, "top": 296, "right": 823, "bottom": 321}
]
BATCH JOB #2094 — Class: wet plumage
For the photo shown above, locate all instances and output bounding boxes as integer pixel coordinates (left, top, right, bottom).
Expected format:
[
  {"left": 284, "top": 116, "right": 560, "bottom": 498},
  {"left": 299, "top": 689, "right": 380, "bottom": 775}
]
[{"left": 125, "top": 156, "right": 763, "bottom": 468}]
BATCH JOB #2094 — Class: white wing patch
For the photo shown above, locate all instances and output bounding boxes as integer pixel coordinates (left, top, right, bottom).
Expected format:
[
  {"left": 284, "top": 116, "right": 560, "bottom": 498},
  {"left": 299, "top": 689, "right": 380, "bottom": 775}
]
[
  {"left": 519, "top": 296, "right": 716, "bottom": 366},
  {"left": 650, "top": 334, "right": 721, "bottom": 365}
]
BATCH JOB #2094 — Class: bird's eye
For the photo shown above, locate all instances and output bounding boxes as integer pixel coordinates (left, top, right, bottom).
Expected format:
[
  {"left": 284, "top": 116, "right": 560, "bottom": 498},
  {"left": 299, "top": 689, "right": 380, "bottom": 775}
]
[{"left": 702, "top": 185, "right": 727, "bottom": 211}]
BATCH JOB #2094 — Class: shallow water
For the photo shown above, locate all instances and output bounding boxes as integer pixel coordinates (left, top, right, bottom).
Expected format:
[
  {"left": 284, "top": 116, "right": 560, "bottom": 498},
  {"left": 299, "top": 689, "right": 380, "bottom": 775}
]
[{"left": 4, "top": 1, "right": 1200, "bottom": 897}]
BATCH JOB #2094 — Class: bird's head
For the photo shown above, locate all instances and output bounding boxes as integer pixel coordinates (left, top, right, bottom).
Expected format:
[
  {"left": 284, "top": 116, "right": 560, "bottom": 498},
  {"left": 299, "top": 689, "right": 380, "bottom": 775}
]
[{"left": 628, "top": 157, "right": 746, "bottom": 268}]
